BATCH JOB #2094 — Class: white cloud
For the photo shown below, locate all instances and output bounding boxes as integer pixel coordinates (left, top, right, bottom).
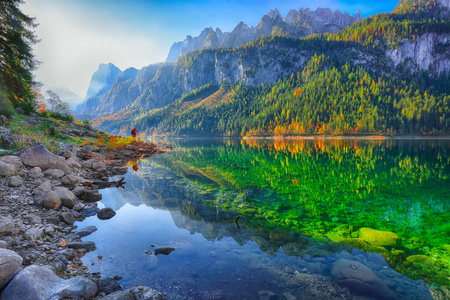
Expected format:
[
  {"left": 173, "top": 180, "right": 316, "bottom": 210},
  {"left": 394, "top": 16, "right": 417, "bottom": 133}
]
[{"left": 21, "top": 1, "right": 167, "bottom": 99}]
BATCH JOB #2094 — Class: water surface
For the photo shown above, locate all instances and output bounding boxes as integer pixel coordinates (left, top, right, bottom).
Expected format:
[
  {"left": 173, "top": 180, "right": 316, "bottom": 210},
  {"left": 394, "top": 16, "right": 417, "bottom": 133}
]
[{"left": 78, "top": 139, "right": 450, "bottom": 299}]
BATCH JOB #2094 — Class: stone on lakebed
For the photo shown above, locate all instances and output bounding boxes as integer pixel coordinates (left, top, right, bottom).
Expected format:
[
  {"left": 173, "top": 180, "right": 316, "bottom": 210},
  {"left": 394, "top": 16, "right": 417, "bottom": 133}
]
[{"left": 358, "top": 228, "right": 401, "bottom": 247}]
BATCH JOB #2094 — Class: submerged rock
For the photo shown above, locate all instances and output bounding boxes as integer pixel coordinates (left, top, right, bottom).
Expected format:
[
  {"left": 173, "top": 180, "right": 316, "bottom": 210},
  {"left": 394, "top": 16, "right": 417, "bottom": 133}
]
[
  {"left": 76, "top": 225, "right": 98, "bottom": 237},
  {"left": 99, "top": 277, "right": 122, "bottom": 295},
  {"left": 0, "top": 265, "right": 97, "bottom": 300},
  {"left": 331, "top": 258, "right": 395, "bottom": 299},
  {"left": 358, "top": 228, "right": 401, "bottom": 247},
  {"left": 102, "top": 290, "right": 134, "bottom": 300},
  {"left": 130, "top": 286, "right": 167, "bottom": 300},
  {"left": 154, "top": 247, "right": 175, "bottom": 256}
]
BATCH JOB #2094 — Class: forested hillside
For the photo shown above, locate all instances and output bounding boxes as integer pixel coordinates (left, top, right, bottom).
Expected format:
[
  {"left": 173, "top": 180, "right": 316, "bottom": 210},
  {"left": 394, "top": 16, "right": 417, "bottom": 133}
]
[{"left": 93, "top": 0, "right": 450, "bottom": 137}]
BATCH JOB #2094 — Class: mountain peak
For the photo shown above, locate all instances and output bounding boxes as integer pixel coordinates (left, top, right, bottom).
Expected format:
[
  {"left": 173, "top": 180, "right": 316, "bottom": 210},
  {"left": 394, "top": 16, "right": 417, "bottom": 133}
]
[{"left": 267, "top": 8, "right": 282, "bottom": 20}]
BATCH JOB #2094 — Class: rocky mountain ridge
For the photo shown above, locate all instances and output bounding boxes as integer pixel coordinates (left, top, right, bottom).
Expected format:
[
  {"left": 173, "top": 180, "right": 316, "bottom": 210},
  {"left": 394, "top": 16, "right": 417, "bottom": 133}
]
[
  {"left": 77, "top": 1, "right": 450, "bottom": 131},
  {"left": 166, "top": 8, "right": 362, "bottom": 62}
]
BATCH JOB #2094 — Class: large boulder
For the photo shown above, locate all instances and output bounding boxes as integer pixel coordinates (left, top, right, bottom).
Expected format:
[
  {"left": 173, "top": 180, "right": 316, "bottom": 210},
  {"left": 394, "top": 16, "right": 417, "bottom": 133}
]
[
  {"left": 358, "top": 228, "right": 401, "bottom": 247},
  {"left": 19, "top": 144, "right": 72, "bottom": 175},
  {"left": 0, "top": 249, "right": 23, "bottom": 290},
  {"left": 331, "top": 259, "right": 395, "bottom": 299},
  {"left": 53, "top": 187, "right": 77, "bottom": 208},
  {"left": 0, "top": 156, "right": 23, "bottom": 170},
  {"left": 34, "top": 191, "right": 61, "bottom": 210},
  {"left": 0, "top": 160, "right": 15, "bottom": 177},
  {"left": 0, "top": 265, "right": 97, "bottom": 300}
]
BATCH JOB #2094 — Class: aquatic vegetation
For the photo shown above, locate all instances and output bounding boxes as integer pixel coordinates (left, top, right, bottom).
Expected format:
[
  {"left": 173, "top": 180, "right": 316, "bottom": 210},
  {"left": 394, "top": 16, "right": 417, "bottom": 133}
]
[{"left": 138, "top": 139, "right": 450, "bottom": 288}]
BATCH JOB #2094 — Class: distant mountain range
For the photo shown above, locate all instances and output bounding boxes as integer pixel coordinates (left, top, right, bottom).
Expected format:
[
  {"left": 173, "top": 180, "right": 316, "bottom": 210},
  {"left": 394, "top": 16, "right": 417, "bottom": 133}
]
[
  {"left": 166, "top": 8, "right": 362, "bottom": 62},
  {"left": 79, "top": 1, "right": 450, "bottom": 137}
]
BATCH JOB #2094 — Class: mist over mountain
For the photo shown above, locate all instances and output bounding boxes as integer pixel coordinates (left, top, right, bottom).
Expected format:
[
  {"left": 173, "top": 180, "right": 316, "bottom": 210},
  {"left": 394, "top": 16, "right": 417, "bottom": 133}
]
[
  {"left": 75, "top": 63, "right": 122, "bottom": 114},
  {"left": 166, "top": 8, "right": 362, "bottom": 62},
  {"left": 41, "top": 86, "right": 82, "bottom": 110}
]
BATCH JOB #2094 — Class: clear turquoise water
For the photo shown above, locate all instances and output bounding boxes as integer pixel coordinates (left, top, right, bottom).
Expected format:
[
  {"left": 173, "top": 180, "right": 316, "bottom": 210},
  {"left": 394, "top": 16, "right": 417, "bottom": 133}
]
[{"left": 78, "top": 139, "right": 450, "bottom": 299}]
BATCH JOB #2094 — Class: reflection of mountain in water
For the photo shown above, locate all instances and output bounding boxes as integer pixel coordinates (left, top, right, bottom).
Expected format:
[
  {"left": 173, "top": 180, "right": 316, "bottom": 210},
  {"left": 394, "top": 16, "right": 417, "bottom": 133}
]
[
  {"left": 104, "top": 139, "right": 450, "bottom": 294},
  {"left": 109, "top": 162, "right": 350, "bottom": 258}
]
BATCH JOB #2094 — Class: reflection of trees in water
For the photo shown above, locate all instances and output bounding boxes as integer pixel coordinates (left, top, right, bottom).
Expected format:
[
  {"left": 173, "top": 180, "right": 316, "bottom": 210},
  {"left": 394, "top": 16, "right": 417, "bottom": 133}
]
[{"left": 132, "top": 139, "right": 450, "bottom": 289}]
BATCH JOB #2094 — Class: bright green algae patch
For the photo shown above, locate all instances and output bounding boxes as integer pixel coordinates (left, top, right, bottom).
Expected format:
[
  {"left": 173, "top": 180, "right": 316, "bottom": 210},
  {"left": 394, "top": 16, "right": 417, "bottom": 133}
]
[{"left": 147, "top": 138, "right": 450, "bottom": 288}]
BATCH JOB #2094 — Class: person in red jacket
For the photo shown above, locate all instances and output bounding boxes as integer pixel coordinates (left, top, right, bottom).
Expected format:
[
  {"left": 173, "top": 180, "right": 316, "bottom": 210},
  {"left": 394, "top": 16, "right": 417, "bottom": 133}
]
[{"left": 131, "top": 128, "right": 137, "bottom": 137}]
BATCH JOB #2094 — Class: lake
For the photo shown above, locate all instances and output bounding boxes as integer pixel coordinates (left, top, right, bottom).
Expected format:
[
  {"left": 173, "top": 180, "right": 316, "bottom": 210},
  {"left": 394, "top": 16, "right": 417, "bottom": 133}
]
[{"left": 77, "top": 138, "right": 450, "bottom": 300}]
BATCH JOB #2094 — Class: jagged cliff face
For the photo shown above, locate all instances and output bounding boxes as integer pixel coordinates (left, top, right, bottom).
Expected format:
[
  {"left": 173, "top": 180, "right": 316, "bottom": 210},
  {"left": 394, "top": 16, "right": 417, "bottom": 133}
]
[
  {"left": 386, "top": 33, "right": 450, "bottom": 75},
  {"left": 165, "top": 8, "right": 362, "bottom": 62},
  {"left": 77, "top": 64, "right": 162, "bottom": 118}
]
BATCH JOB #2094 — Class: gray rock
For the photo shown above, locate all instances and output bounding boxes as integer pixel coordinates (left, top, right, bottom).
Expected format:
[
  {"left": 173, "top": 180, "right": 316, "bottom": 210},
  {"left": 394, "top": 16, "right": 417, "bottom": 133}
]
[
  {"left": 25, "top": 227, "right": 44, "bottom": 240},
  {"left": 130, "top": 286, "right": 167, "bottom": 300},
  {"left": 59, "top": 212, "right": 76, "bottom": 225},
  {"left": 27, "top": 118, "right": 37, "bottom": 125},
  {"left": 99, "top": 277, "right": 122, "bottom": 295},
  {"left": 0, "top": 160, "right": 15, "bottom": 176},
  {"left": 0, "top": 155, "right": 23, "bottom": 169},
  {"left": 73, "top": 201, "right": 85, "bottom": 211},
  {"left": 0, "top": 249, "right": 23, "bottom": 290},
  {"left": 28, "top": 166, "right": 43, "bottom": 178},
  {"left": 61, "top": 174, "right": 81, "bottom": 185},
  {"left": 0, "top": 265, "right": 97, "bottom": 300},
  {"left": 8, "top": 175, "right": 23, "bottom": 187},
  {"left": 25, "top": 214, "right": 42, "bottom": 224},
  {"left": 331, "top": 258, "right": 395, "bottom": 299},
  {"left": 36, "top": 180, "right": 52, "bottom": 192},
  {"left": 68, "top": 241, "right": 96, "bottom": 251},
  {"left": 82, "top": 205, "right": 100, "bottom": 217},
  {"left": 66, "top": 158, "right": 81, "bottom": 168},
  {"left": 43, "top": 168, "right": 65, "bottom": 178},
  {"left": 59, "top": 248, "right": 76, "bottom": 259},
  {"left": 102, "top": 290, "right": 134, "bottom": 300},
  {"left": 82, "top": 190, "right": 102, "bottom": 202},
  {"left": 53, "top": 187, "right": 77, "bottom": 208},
  {"left": 19, "top": 144, "right": 72, "bottom": 175},
  {"left": 97, "top": 207, "right": 116, "bottom": 220},
  {"left": 0, "top": 241, "right": 8, "bottom": 248},
  {"left": 76, "top": 226, "right": 98, "bottom": 237},
  {"left": 0, "top": 216, "right": 15, "bottom": 236},
  {"left": 72, "top": 186, "right": 86, "bottom": 197},
  {"left": 45, "top": 217, "right": 60, "bottom": 225},
  {"left": 34, "top": 191, "right": 62, "bottom": 210}
]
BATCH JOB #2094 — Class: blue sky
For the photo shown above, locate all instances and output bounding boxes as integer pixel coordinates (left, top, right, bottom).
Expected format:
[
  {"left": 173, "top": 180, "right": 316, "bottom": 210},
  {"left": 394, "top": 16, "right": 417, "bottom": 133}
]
[{"left": 21, "top": 0, "right": 399, "bottom": 99}]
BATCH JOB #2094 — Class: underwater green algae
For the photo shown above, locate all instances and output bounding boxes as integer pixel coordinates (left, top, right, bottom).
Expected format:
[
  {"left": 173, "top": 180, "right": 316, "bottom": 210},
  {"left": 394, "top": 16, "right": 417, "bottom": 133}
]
[{"left": 145, "top": 138, "right": 450, "bottom": 288}]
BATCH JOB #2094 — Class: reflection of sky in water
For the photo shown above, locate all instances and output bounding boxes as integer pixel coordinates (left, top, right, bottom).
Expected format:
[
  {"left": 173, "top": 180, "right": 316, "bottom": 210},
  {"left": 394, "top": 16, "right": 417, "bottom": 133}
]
[{"left": 78, "top": 177, "right": 433, "bottom": 300}]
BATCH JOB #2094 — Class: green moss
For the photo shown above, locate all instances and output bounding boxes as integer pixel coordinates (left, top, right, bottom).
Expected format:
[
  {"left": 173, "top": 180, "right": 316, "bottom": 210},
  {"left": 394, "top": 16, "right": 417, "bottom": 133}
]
[
  {"left": 405, "top": 255, "right": 437, "bottom": 267},
  {"left": 359, "top": 228, "right": 402, "bottom": 247}
]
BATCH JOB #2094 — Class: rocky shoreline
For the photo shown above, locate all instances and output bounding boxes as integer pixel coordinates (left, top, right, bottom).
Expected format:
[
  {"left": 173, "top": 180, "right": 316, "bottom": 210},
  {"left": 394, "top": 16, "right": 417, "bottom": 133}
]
[{"left": 0, "top": 136, "right": 171, "bottom": 299}]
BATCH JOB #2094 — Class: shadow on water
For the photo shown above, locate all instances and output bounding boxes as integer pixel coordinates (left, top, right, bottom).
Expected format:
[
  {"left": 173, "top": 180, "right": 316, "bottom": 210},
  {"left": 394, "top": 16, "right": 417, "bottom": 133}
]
[{"left": 78, "top": 139, "right": 450, "bottom": 299}]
